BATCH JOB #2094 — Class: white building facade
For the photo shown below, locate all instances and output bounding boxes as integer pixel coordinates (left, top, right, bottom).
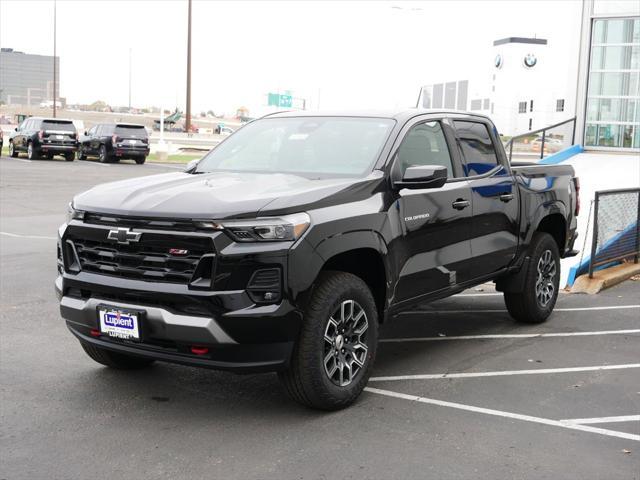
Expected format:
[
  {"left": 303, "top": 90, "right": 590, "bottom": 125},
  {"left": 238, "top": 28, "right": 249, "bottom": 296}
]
[
  {"left": 575, "top": 1, "right": 640, "bottom": 151},
  {"left": 419, "top": 36, "right": 576, "bottom": 138}
]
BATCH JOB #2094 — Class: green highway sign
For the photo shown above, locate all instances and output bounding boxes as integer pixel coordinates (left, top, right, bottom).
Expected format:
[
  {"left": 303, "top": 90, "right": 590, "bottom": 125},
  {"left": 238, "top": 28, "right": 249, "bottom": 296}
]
[{"left": 268, "top": 93, "right": 293, "bottom": 108}]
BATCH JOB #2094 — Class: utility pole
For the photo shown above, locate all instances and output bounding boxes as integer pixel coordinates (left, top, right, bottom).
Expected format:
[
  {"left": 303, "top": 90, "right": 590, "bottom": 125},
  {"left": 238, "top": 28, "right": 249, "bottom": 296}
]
[
  {"left": 185, "top": 0, "right": 192, "bottom": 133},
  {"left": 128, "top": 48, "right": 132, "bottom": 111},
  {"left": 53, "top": 0, "right": 57, "bottom": 117}
]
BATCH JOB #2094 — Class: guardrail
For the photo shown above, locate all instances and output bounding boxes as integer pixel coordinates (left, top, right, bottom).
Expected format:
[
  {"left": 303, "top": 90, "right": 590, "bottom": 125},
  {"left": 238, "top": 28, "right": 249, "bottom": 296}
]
[
  {"left": 588, "top": 188, "right": 640, "bottom": 278},
  {"left": 504, "top": 117, "right": 577, "bottom": 163}
]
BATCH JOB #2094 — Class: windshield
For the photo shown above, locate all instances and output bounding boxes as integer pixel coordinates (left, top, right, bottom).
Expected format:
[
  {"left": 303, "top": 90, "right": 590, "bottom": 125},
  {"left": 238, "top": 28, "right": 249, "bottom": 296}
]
[
  {"left": 115, "top": 125, "right": 147, "bottom": 137},
  {"left": 195, "top": 116, "right": 395, "bottom": 177},
  {"left": 42, "top": 120, "right": 75, "bottom": 132}
]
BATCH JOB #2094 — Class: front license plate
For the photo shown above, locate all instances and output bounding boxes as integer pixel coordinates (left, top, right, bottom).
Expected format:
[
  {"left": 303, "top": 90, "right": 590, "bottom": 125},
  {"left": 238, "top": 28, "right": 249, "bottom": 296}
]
[
  {"left": 127, "top": 139, "right": 137, "bottom": 144},
  {"left": 98, "top": 307, "right": 140, "bottom": 340},
  {"left": 55, "top": 134, "right": 63, "bottom": 140}
]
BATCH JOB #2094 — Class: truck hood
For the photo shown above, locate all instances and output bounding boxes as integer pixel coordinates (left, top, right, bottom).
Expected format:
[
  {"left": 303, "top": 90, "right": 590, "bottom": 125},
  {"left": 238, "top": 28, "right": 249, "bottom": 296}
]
[{"left": 73, "top": 170, "right": 382, "bottom": 219}]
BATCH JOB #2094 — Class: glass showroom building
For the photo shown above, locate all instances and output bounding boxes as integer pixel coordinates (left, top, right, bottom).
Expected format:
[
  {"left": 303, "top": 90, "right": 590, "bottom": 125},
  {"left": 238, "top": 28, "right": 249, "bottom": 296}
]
[{"left": 576, "top": 1, "right": 640, "bottom": 150}]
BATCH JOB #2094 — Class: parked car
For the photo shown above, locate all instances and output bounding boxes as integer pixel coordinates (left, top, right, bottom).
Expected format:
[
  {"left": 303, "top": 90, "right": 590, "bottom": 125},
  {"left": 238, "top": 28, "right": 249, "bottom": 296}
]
[
  {"left": 56, "top": 110, "right": 579, "bottom": 410},
  {"left": 530, "top": 136, "right": 563, "bottom": 154},
  {"left": 78, "top": 123, "right": 149, "bottom": 164},
  {"left": 8, "top": 117, "right": 78, "bottom": 161}
]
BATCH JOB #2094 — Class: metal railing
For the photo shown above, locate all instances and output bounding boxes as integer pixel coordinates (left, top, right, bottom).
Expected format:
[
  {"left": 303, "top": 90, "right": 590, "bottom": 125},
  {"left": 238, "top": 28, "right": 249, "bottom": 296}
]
[
  {"left": 588, "top": 188, "right": 640, "bottom": 278},
  {"left": 504, "top": 117, "right": 577, "bottom": 163}
]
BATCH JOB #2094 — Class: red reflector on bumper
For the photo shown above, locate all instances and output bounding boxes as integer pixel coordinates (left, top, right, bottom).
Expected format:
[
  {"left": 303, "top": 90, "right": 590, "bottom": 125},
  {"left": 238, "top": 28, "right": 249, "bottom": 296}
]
[
  {"left": 190, "top": 346, "right": 209, "bottom": 355},
  {"left": 90, "top": 329, "right": 101, "bottom": 337}
]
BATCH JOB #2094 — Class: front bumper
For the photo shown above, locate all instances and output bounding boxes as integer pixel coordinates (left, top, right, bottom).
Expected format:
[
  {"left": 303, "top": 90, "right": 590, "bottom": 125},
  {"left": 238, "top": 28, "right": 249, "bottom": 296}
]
[{"left": 56, "top": 277, "right": 297, "bottom": 372}]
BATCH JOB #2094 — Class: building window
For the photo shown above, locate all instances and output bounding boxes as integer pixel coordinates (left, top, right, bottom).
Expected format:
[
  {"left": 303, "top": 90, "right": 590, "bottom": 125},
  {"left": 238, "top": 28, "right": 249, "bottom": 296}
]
[
  {"left": 518, "top": 102, "right": 527, "bottom": 113},
  {"left": 528, "top": 118, "right": 533, "bottom": 130},
  {"left": 483, "top": 98, "right": 490, "bottom": 110},
  {"left": 530, "top": 100, "right": 534, "bottom": 112},
  {"left": 470, "top": 99, "right": 482, "bottom": 111},
  {"left": 556, "top": 99, "right": 565, "bottom": 112},
  {"left": 585, "top": 17, "right": 640, "bottom": 149}
]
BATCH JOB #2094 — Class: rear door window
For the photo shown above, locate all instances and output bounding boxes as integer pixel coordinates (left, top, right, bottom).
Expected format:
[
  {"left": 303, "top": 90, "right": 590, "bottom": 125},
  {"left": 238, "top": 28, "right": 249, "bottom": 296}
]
[
  {"left": 115, "top": 125, "right": 147, "bottom": 138},
  {"left": 42, "top": 120, "right": 75, "bottom": 132},
  {"left": 453, "top": 121, "right": 500, "bottom": 177}
]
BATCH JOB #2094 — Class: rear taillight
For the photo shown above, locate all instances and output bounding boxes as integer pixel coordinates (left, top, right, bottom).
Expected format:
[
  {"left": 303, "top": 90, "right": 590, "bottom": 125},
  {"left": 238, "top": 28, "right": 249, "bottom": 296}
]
[
  {"left": 112, "top": 134, "right": 118, "bottom": 145},
  {"left": 573, "top": 177, "right": 580, "bottom": 216},
  {"left": 38, "top": 130, "right": 44, "bottom": 140}
]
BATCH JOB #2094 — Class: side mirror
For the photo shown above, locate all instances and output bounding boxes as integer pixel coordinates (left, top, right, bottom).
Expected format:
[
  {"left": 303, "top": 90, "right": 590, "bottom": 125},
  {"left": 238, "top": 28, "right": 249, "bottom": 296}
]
[
  {"left": 185, "top": 159, "right": 199, "bottom": 172},
  {"left": 84, "top": 131, "right": 88, "bottom": 136},
  {"left": 14, "top": 127, "right": 18, "bottom": 131},
  {"left": 395, "top": 165, "right": 448, "bottom": 190}
]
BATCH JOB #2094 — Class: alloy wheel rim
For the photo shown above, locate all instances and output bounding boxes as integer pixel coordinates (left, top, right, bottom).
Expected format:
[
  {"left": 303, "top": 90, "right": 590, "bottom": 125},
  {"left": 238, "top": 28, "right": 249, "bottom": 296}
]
[
  {"left": 323, "top": 299, "right": 369, "bottom": 387},
  {"left": 28, "top": 144, "right": 32, "bottom": 158},
  {"left": 9, "top": 142, "right": 14, "bottom": 156},
  {"left": 535, "top": 249, "right": 556, "bottom": 307}
]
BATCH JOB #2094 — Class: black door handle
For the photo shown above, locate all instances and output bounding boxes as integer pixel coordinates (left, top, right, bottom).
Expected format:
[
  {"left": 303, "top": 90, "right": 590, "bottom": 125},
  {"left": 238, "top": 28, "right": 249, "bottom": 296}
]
[
  {"left": 499, "top": 193, "right": 514, "bottom": 202},
  {"left": 452, "top": 199, "right": 470, "bottom": 210}
]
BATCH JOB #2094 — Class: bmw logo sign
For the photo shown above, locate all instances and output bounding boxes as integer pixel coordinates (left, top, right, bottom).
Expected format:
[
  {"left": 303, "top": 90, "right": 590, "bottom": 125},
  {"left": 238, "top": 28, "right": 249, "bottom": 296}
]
[
  {"left": 523, "top": 53, "right": 537, "bottom": 68},
  {"left": 494, "top": 54, "right": 503, "bottom": 69}
]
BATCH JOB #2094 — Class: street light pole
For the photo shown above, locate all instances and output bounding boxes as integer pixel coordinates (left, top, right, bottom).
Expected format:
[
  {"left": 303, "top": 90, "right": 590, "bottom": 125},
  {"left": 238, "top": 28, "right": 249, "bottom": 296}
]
[
  {"left": 53, "top": 0, "right": 57, "bottom": 117},
  {"left": 128, "top": 48, "right": 132, "bottom": 111},
  {"left": 185, "top": 0, "right": 192, "bottom": 133}
]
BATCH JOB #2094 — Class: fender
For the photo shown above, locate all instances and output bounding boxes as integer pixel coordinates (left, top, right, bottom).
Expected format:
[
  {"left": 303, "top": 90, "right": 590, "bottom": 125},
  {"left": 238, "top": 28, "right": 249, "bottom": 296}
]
[
  {"left": 288, "top": 230, "right": 393, "bottom": 318},
  {"left": 524, "top": 200, "right": 567, "bottom": 246}
]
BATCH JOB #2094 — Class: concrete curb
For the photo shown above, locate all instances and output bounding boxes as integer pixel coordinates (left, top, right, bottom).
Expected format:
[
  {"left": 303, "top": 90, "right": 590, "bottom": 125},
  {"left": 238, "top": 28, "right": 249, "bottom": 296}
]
[{"left": 570, "top": 262, "right": 640, "bottom": 294}]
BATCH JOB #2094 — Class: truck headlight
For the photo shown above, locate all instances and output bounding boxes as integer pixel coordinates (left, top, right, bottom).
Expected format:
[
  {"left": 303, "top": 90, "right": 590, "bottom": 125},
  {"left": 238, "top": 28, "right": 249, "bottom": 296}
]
[
  {"left": 197, "top": 213, "right": 311, "bottom": 242},
  {"left": 66, "top": 203, "right": 84, "bottom": 223}
]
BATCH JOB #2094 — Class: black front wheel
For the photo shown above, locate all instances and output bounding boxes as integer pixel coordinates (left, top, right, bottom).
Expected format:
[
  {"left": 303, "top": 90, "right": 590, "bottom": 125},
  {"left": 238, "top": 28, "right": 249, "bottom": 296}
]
[
  {"left": 80, "top": 341, "right": 155, "bottom": 370},
  {"left": 76, "top": 149, "right": 86, "bottom": 160},
  {"left": 135, "top": 156, "right": 146, "bottom": 164},
  {"left": 65, "top": 152, "right": 75, "bottom": 162},
  {"left": 9, "top": 141, "right": 18, "bottom": 158},
  {"left": 279, "top": 271, "right": 378, "bottom": 410},
  {"left": 504, "top": 232, "right": 560, "bottom": 323}
]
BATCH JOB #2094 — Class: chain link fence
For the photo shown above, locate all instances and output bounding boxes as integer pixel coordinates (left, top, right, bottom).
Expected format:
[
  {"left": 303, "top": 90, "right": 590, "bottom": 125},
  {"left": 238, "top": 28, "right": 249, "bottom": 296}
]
[{"left": 589, "top": 188, "right": 640, "bottom": 277}]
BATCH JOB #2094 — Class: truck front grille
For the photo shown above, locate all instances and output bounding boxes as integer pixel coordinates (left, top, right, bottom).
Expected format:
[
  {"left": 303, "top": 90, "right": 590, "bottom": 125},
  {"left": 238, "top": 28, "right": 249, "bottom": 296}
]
[{"left": 65, "top": 227, "right": 214, "bottom": 285}]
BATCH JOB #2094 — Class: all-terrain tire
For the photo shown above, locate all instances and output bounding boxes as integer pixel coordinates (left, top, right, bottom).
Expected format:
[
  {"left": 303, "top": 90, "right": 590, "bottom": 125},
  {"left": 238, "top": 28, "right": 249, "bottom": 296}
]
[
  {"left": 80, "top": 341, "right": 155, "bottom": 369},
  {"left": 278, "top": 271, "right": 378, "bottom": 410},
  {"left": 504, "top": 232, "right": 560, "bottom": 324}
]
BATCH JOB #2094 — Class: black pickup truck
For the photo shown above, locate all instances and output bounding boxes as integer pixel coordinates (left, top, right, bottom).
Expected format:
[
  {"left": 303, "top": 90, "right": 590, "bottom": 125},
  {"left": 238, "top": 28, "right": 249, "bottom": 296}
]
[{"left": 56, "top": 110, "right": 579, "bottom": 410}]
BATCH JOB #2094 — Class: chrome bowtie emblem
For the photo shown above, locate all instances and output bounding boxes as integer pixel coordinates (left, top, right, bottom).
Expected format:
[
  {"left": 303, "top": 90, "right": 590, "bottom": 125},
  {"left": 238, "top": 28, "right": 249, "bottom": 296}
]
[{"left": 107, "top": 227, "right": 142, "bottom": 245}]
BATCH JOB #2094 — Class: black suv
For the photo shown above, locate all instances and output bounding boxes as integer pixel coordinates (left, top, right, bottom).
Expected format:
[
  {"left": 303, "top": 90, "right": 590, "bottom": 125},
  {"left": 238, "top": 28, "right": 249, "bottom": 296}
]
[
  {"left": 8, "top": 117, "right": 78, "bottom": 161},
  {"left": 56, "top": 111, "right": 579, "bottom": 410},
  {"left": 78, "top": 123, "right": 150, "bottom": 164}
]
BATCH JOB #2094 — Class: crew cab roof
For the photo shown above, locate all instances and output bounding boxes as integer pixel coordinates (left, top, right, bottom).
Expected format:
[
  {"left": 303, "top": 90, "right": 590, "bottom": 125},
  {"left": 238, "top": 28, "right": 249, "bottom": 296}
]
[{"left": 264, "top": 108, "right": 492, "bottom": 123}]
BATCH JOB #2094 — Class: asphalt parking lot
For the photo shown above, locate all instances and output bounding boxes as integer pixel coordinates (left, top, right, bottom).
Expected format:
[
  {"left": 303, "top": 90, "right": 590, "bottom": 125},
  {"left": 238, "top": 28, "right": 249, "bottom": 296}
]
[{"left": 1, "top": 155, "right": 639, "bottom": 480}]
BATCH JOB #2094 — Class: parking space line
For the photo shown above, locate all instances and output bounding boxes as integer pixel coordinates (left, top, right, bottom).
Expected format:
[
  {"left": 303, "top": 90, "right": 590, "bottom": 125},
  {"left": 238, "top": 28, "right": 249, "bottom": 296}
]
[
  {"left": 380, "top": 329, "right": 640, "bottom": 343},
  {"left": 77, "top": 160, "right": 110, "bottom": 167},
  {"left": 453, "top": 293, "right": 503, "bottom": 297},
  {"left": 364, "top": 387, "right": 640, "bottom": 442},
  {"left": 5, "top": 157, "right": 32, "bottom": 163},
  {"left": 368, "top": 363, "right": 640, "bottom": 382},
  {"left": 561, "top": 415, "right": 640, "bottom": 425},
  {"left": 0, "top": 231, "right": 57, "bottom": 240},
  {"left": 402, "top": 305, "right": 640, "bottom": 315}
]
